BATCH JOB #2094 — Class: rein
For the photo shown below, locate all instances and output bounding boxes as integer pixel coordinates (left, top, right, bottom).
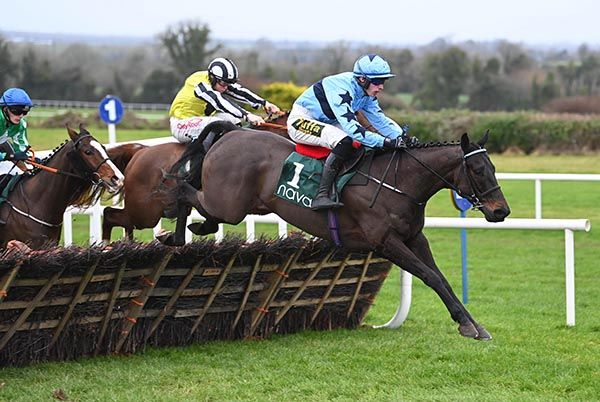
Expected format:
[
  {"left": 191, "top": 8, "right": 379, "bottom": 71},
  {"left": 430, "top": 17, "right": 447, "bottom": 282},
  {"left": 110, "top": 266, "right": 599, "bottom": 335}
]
[
  {"left": 28, "top": 135, "right": 111, "bottom": 184},
  {"left": 259, "top": 122, "right": 287, "bottom": 130},
  {"left": 360, "top": 146, "right": 500, "bottom": 209},
  {"left": 357, "top": 152, "right": 425, "bottom": 207},
  {"left": 25, "top": 158, "right": 88, "bottom": 179},
  {"left": 402, "top": 147, "right": 499, "bottom": 208}
]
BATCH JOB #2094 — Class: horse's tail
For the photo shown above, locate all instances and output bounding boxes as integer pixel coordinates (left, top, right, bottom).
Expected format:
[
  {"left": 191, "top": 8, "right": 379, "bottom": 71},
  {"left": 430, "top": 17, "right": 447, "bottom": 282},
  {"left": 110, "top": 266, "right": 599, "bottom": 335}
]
[{"left": 168, "top": 121, "right": 238, "bottom": 188}]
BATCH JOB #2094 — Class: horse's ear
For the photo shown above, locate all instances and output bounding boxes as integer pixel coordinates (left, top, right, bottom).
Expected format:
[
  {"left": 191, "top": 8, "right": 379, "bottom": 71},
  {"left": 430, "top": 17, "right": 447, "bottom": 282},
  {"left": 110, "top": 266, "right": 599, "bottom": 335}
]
[
  {"left": 78, "top": 123, "right": 91, "bottom": 136},
  {"left": 477, "top": 130, "right": 490, "bottom": 147},
  {"left": 66, "top": 124, "right": 79, "bottom": 141},
  {"left": 460, "top": 133, "right": 470, "bottom": 152}
]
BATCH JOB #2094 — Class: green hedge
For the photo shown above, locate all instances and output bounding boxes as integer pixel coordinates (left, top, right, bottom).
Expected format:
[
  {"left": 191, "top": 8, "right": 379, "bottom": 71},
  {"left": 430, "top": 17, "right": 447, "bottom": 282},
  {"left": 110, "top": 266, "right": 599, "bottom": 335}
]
[
  {"left": 259, "top": 82, "right": 306, "bottom": 112},
  {"left": 387, "top": 110, "right": 600, "bottom": 154}
]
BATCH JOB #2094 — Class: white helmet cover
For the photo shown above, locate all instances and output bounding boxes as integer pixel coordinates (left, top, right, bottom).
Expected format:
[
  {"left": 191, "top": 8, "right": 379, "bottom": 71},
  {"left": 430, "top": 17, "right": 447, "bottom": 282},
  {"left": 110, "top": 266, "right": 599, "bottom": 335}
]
[{"left": 208, "top": 57, "right": 239, "bottom": 83}]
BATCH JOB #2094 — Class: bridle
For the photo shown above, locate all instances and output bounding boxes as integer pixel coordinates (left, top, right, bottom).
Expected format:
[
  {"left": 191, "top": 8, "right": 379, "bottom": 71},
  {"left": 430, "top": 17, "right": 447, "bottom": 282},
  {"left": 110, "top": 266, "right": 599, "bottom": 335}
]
[
  {"left": 360, "top": 145, "right": 501, "bottom": 209},
  {"left": 458, "top": 148, "right": 501, "bottom": 208},
  {"left": 65, "top": 134, "right": 112, "bottom": 185}
]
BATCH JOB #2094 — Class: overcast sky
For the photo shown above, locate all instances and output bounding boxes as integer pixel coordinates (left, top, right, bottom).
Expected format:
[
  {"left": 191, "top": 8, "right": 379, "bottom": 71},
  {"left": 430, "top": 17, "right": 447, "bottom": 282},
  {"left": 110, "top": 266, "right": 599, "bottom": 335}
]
[{"left": 3, "top": 0, "right": 598, "bottom": 46}]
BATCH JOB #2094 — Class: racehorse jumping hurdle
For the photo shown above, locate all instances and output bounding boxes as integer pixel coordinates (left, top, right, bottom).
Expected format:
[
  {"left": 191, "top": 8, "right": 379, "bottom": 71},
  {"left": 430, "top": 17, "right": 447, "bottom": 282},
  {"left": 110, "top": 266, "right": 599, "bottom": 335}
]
[{"left": 0, "top": 236, "right": 392, "bottom": 367}]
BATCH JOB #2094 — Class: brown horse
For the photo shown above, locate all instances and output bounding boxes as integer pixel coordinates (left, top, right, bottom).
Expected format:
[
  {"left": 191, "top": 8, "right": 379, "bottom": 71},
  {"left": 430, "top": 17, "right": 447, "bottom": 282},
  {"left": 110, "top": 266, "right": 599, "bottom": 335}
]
[
  {"left": 101, "top": 114, "right": 294, "bottom": 245},
  {"left": 0, "top": 125, "right": 124, "bottom": 249},
  {"left": 163, "top": 122, "right": 510, "bottom": 339}
]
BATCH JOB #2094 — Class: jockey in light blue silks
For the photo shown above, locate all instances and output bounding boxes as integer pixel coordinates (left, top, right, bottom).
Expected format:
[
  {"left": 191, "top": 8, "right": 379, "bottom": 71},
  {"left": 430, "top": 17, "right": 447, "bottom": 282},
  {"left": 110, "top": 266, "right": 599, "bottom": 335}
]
[{"left": 287, "top": 54, "right": 409, "bottom": 210}]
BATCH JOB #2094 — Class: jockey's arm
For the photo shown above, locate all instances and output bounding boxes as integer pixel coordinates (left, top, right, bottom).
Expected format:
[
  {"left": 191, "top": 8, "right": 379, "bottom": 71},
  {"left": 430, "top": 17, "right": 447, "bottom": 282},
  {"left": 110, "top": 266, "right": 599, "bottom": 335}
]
[
  {"left": 226, "top": 84, "right": 281, "bottom": 116},
  {"left": 195, "top": 83, "right": 247, "bottom": 119},
  {"left": 321, "top": 80, "right": 385, "bottom": 148},
  {"left": 361, "top": 101, "right": 403, "bottom": 140}
]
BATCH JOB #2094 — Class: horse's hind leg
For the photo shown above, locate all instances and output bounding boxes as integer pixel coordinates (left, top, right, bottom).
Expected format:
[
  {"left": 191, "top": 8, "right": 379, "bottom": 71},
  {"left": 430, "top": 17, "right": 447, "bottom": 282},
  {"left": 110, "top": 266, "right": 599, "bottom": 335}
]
[
  {"left": 171, "top": 182, "right": 221, "bottom": 235},
  {"left": 187, "top": 199, "right": 221, "bottom": 235},
  {"left": 102, "top": 207, "right": 135, "bottom": 242},
  {"left": 188, "top": 215, "right": 221, "bottom": 235},
  {"left": 160, "top": 206, "right": 190, "bottom": 246},
  {"left": 406, "top": 232, "right": 491, "bottom": 340},
  {"left": 382, "top": 232, "right": 487, "bottom": 340}
]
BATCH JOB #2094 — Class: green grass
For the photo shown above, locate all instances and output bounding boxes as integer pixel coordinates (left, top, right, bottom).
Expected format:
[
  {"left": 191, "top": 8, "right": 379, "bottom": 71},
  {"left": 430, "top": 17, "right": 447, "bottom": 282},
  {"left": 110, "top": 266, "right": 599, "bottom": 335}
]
[{"left": 2, "top": 137, "right": 600, "bottom": 400}]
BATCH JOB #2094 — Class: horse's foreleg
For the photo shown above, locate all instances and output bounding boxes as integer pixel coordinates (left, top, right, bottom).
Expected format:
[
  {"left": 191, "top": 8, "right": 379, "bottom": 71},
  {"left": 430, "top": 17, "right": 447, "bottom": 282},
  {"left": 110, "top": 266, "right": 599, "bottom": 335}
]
[
  {"left": 406, "top": 232, "right": 491, "bottom": 340},
  {"left": 381, "top": 231, "right": 486, "bottom": 340}
]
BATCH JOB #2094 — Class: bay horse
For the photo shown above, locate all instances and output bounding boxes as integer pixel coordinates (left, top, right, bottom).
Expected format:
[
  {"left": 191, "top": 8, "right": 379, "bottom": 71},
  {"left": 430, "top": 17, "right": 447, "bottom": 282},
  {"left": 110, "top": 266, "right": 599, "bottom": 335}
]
[
  {"left": 101, "top": 114, "right": 294, "bottom": 246},
  {"left": 0, "top": 125, "right": 124, "bottom": 249},
  {"left": 162, "top": 123, "right": 511, "bottom": 340}
]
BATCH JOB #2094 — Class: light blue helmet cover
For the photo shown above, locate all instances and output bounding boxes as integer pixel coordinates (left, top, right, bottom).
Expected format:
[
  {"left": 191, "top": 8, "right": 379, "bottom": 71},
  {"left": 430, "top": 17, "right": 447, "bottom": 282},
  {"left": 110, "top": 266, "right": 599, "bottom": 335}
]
[{"left": 353, "top": 54, "right": 395, "bottom": 79}]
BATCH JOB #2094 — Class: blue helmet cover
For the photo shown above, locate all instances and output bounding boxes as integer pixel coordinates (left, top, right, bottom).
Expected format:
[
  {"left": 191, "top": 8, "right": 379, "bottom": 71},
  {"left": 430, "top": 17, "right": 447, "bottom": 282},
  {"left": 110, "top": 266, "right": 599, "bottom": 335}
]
[
  {"left": 0, "top": 88, "right": 33, "bottom": 107},
  {"left": 353, "top": 54, "right": 395, "bottom": 79}
]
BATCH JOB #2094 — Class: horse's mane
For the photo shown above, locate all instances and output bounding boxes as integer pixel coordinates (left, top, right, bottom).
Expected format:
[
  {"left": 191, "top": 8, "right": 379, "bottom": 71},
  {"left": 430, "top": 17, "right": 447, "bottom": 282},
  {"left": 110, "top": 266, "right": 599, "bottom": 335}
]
[{"left": 409, "top": 140, "right": 460, "bottom": 149}]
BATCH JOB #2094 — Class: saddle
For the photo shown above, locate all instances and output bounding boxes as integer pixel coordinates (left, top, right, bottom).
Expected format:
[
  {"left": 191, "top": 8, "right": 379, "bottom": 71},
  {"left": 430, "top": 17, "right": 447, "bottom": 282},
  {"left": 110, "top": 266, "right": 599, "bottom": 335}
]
[
  {"left": 294, "top": 142, "right": 374, "bottom": 184},
  {"left": 275, "top": 143, "right": 374, "bottom": 209}
]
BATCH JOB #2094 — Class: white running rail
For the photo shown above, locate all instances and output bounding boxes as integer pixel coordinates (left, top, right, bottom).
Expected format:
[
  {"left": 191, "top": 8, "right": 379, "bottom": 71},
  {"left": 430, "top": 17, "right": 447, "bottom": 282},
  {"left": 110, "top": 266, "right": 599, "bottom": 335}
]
[{"left": 375, "top": 217, "right": 590, "bottom": 329}]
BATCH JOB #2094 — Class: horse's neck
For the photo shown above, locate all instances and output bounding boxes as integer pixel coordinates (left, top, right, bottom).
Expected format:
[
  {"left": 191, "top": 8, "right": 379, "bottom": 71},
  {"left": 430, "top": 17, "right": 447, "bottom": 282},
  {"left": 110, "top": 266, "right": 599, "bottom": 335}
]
[
  {"left": 407, "top": 145, "right": 463, "bottom": 201},
  {"left": 21, "top": 149, "right": 82, "bottom": 220}
]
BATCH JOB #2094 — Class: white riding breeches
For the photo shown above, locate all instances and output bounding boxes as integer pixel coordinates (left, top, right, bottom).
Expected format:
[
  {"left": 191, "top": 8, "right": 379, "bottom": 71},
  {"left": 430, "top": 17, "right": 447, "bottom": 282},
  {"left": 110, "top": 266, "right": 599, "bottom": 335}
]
[
  {"left": 287, "top": 104, "right": 347, "bottom": 149},
  {"left": 0, "top": 161, "right": 23, "bottom": 175},
  {"left": 170, "top": 113, "right": 241, "bottom": 143}
]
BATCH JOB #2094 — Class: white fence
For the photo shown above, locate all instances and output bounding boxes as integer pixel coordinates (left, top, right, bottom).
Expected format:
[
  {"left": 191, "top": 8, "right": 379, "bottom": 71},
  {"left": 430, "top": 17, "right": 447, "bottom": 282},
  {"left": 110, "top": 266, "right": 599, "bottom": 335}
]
[
  {"left": 32, "top": 99, "right": 170, "bottom": 111},
  {"left": 496, "top": 173, "right": 600, "bottom": 218},
  {"left": 375, "top": 218, "right": 591, "bottom": 329}
]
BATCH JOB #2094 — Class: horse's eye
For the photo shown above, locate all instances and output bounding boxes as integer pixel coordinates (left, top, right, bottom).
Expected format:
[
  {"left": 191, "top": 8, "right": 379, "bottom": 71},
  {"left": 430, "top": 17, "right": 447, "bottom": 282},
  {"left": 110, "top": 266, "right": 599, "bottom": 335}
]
[
  {"left": 474, "top": 167, "right": 484, "bottom": 175},
  {"left": 84, "top": 149, "right": 93, "bottom": 155}
]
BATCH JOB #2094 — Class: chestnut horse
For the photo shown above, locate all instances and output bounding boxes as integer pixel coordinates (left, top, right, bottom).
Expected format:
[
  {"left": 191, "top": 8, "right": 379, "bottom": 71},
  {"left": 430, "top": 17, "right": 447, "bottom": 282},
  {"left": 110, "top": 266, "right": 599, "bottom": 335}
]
[
  {"left": 0, "top": 126, "right": 124, "bottom": 249},
  {"left": 162, "top": 123, "right": 510, "bottom": 339}
]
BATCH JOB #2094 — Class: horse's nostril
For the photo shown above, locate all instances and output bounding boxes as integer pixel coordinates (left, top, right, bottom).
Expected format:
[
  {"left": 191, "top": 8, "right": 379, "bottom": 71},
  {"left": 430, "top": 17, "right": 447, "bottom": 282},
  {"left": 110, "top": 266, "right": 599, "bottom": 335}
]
[{"left": 494, "top": 208, "right": 509, "bottom": 219}]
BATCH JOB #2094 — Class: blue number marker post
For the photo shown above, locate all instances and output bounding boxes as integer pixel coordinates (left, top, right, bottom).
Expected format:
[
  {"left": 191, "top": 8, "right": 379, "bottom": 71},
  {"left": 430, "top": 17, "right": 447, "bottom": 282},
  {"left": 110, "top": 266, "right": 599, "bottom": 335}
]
[
  {"left": 450, "top": 190, "right": 473, "bottom": 303},
  {"left": 98, "top": 95, "right": 124, "bottom": 144}
]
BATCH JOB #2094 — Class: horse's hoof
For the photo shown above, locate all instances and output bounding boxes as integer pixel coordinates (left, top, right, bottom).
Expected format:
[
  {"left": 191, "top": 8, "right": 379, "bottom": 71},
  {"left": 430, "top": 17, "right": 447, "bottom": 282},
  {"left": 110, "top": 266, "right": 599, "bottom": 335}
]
[
  {"left": 475, "top": 325, "right": 493, "bottom": 341},
  {"left": 188, "top": 221, "right": 218, "bottom": 235},
  {"left": 155, "top": 231, "right": 184, "bottom": 246},
  {"left": 458, "top": 322, "right": 479, "bottom": 339}
]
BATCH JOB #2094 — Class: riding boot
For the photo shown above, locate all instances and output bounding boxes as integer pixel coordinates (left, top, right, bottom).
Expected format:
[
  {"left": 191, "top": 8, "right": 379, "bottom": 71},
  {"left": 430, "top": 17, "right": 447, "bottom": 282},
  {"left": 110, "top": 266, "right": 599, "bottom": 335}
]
[{"left": 311, "top": 152, "right": 345, "bottom": 211}]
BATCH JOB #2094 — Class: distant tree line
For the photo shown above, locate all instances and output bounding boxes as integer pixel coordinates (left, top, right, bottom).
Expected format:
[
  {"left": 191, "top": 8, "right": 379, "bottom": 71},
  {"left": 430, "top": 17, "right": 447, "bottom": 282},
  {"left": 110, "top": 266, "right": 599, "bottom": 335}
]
[{"left": 2, "top": 20, "right": 600, "bottom": 113}]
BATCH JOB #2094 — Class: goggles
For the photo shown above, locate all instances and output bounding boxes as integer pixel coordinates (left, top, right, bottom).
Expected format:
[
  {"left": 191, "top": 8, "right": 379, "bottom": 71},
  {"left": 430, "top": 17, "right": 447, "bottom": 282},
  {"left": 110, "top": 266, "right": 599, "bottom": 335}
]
[
  {"left": 369, "top": 78, "right": 388, "bottom": 86},
  {"left": 7, "top": 106, "right": 30, "bottom": 116},
  {"left": 216, "top": 78, "right": 236, "bottom": 86}
]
